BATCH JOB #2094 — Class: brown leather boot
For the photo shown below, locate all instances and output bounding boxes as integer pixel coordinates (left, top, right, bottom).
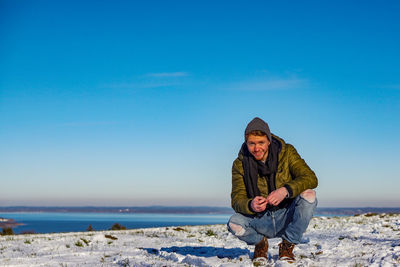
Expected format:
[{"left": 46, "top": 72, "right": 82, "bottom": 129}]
[
  {"left": 253, "top": 236, "right": 268, "bottom": 260},
  {"left": 279, "top": 239, "right": 295, "bottom": 262}
]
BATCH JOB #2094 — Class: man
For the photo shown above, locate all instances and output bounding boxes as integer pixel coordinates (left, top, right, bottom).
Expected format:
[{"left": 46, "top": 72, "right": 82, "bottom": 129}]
[{"left": 228, "top": 117, "right": 318, "bottom": 263}]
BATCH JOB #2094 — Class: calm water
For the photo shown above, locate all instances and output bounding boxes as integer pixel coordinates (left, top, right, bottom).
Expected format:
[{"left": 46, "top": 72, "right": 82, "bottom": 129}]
[
  {"left": 3, "top": 207, "right": 396, "bottom": 234},
  {"left": 0, "top": 212, "right": 232, "bottom": 234}
]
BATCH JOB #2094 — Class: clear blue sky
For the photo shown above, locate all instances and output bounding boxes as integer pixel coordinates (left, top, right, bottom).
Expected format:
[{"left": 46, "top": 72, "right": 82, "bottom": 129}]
[{"left": 1, "top": 0, "right": 399, "bottom": 207}]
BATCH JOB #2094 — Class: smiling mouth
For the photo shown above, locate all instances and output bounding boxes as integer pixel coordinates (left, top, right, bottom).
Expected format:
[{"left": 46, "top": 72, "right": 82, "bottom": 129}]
[{"left": 254, "top": 152, "right": 264, "bottom": 158}]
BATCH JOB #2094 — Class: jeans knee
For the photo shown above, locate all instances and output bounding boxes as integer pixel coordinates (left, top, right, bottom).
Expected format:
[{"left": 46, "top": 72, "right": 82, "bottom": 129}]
[
  {"left": 300, "top": 189, "right": 316, "bottom": 203},
  {"left": 228, "top": 222, "right": 246, "bottom": 236}
]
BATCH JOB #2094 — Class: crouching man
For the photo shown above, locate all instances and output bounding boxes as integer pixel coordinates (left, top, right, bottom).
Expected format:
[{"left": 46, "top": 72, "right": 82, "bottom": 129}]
[{"left": 228, "top": 117, "right": 318, "bottom": 263}]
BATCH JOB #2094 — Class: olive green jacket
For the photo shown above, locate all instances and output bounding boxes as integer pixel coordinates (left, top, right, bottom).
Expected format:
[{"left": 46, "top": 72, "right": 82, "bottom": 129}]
[{"left": 231, "top": 135, "right": 318, "bottom": 215}]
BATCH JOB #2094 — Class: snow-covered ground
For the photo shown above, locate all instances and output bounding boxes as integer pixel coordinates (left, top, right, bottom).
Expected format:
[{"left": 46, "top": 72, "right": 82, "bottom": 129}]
[{"left": 0, "top": 213, "right": 399, "bottom": 266}]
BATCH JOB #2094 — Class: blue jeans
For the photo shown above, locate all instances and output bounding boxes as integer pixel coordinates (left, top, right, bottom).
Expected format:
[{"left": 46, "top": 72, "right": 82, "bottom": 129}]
[{"left": 227, "top": 195, "right": 317, "bottom": 245}]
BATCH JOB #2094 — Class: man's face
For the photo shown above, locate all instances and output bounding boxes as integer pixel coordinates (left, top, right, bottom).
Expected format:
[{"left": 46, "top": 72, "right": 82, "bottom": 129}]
[{"left": 246, "top": 134, "right": 270, "bottom": 161}]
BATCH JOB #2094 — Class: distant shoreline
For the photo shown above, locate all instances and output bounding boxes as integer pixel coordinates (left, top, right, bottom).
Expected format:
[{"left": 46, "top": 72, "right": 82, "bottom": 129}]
[
  {"left": 0, "top": 218, "right": 23, "bottom": 229},
  {"left": 1, "top": 206, "right": 399, "bottom": 215},
  {"left": 0, "top": 206, "right": 233, "bottom": 215}
]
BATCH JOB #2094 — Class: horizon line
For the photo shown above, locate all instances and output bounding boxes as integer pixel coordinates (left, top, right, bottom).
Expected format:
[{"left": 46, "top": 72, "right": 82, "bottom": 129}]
[{"left": 0, "top": 205, "right": 399, "bottom": 209}]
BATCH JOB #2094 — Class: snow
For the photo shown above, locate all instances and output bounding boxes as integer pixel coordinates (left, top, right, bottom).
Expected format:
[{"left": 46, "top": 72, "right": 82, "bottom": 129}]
[{"left": 0, "top": 213, "right": 399, "bottom": 266}]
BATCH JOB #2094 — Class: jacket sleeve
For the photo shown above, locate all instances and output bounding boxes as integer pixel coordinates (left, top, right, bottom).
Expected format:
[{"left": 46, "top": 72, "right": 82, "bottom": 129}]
[
  {"left": 285, "top": 145, "right": 318, "bottom": 197},
  {"left": 231, "top": 159, "right": 255, "bottom": 215}
]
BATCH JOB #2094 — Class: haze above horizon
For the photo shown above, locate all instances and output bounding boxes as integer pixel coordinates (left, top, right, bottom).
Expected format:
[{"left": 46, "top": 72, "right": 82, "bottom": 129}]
[{"left": 1, "top": 1, "right": 399, "bottom": 208}]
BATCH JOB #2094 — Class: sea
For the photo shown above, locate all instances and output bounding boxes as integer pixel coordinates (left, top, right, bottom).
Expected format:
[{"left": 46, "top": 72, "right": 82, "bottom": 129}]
[
  {"left": 1, "top": 207, "right": 399, "bottom": 234},
  {"left": 0, "top": 212, "right": 232, "bottom": 234}
]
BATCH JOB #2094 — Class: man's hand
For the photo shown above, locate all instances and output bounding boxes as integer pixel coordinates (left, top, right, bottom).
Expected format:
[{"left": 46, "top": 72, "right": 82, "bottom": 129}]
[
  {"left": 266, "top": 187, "right": 288, "bottom": 206},
  {"left": 250, "top": 196, "right": 268, "bottom": 212}
]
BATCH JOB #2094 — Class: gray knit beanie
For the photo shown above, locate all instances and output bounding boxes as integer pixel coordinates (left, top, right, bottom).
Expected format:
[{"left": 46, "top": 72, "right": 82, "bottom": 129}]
[{"left": 244, "top": 117, "right": 272, "bottom": 142}]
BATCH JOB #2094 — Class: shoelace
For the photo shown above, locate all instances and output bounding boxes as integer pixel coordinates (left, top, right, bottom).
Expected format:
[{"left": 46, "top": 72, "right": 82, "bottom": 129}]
[{"left": 280, "top": 241, "right": 294, "bottom": 252}]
